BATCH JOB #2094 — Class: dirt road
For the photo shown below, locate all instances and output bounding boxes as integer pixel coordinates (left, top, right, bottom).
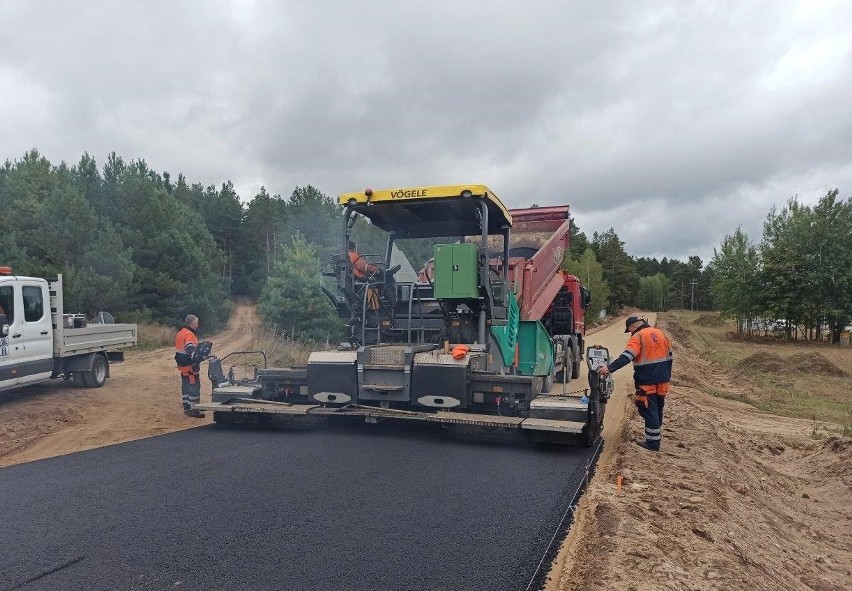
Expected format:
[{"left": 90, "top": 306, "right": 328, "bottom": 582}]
[{"left": 0, "top": 303, "right": 259, "bottom": 467}]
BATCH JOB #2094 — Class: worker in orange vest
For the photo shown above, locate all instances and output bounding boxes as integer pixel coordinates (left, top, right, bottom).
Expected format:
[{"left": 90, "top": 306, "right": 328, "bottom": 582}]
[
  {"left": 347, "top": 241, "right": 400, "bottom": 280},
  {"left": 598, "top": 316, "right": 673, "bottom": 451},
  {"left": 175, "top": 314, "right": 205, "bottom": 418},
  {"left": 348, "top": 241, "right": 380, "bottom": 280}
]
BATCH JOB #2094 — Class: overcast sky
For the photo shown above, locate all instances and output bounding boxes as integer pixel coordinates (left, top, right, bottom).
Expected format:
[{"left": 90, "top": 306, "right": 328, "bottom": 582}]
[{"left": 3, "top": 0, "right": 851, "bottom": 262}]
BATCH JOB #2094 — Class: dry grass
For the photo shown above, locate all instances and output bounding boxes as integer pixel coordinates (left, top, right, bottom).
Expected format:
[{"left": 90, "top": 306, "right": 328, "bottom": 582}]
[
  {"left": 135, "top": 322, "right": 175, "bottom": 350},
  {"left": 248, "top": 326, "right": 334, "bottom": 368},
  {"left": 667, "top": 310, "right": 852, "bottom": 430},
  {"left": 693, "top": 312, "right": 725, "bottom": 327},
  {"left": 134, "top": 320, "right": 335, "bottom": 369}
]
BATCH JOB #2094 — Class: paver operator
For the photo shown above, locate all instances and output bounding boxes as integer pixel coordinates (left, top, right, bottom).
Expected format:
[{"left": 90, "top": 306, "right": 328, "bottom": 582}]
[
  {"left": 175, "top": 314, "right": 206, "bottom": 418},
  {"left": 347, "top": 240, "right": 400, "bottom": 280},
  {"left": 597, "top": 316, "right": 673, "bottom": 451}
]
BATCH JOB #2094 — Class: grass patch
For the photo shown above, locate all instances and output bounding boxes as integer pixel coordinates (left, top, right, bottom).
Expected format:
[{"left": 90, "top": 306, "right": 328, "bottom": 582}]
[
  {"left": 248, "top": 326, "right": 333, "bottom": 368},
  {"left": 667, "top": 310, "right": 852, "bottom": 427},
  {"left": 135, "top": 322, "right": 175, "bottom": 350}
]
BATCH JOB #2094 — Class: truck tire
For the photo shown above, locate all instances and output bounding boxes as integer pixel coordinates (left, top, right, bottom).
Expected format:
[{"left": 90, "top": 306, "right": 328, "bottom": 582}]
[
  {"left": 555, "top": 353, "right": 572, "bottom": 385},
  {"left": 83, "top": 355, "right": 108, "bottom": 388},
  {"left": 571, "top": 347, "right": 581, "bottom": 379}
]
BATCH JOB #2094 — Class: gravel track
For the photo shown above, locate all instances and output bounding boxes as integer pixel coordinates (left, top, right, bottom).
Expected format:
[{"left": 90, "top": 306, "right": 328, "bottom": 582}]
[{"left": 0, "top": 423, "right": 595, "bottom": 591}]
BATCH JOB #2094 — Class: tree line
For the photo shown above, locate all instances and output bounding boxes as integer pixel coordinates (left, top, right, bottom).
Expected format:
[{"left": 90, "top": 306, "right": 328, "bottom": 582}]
[
  {"left": 710, "top": 190, "right": 852, "bottom": 343},
  {"left": 0, "top": 150, "right": 349, "bottom": 331},
  {"left": 562, "top": 221, "right": 714, "bottom": 325},
  {"left": 10, "top": 149, "right": 839, "bottom": 340},
  {"left": 1, "top": 150, "right": 232, "bottom": 330}
]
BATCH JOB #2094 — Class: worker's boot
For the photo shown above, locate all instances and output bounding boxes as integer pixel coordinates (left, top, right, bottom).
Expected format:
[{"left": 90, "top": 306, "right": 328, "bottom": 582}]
[
  {"left": 635, "top": 439, "right": 659, "bottom": 452},
  {"left": 184, "top": 408, "right": 206, "bottom": 418}
]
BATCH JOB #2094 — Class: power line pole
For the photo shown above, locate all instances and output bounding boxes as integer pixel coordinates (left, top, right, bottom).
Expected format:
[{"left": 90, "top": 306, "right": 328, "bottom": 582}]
[{"left": 689, "top": 279, "right": 698, "bottom": 311}]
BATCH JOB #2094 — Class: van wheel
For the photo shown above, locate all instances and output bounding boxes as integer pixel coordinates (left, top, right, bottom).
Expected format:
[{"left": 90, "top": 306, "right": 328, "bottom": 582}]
[{"left": 83, "top": 356, "right": 108, "bottom": 388}]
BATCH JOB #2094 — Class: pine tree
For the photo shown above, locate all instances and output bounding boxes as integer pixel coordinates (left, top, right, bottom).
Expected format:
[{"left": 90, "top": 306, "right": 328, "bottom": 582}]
[
  {"left": 590, "top": 228, "right": 638, "bottom": 311},
  {"left": 709, "top": 227, "right": 760, "bottom": 331},
  {"left": 258, "top": 234, "right": 341, "bottom": 341},
  {"left": 564, "top": 249, "right": 610, "bottom": 324}
]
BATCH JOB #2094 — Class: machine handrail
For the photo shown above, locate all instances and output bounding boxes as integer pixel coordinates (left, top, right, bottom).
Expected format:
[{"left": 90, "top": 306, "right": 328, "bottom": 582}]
[
  {"left": 215, "top": 350, "right": 268, "bottom": 368},
  {"left": 400, "top": 281, "right": 432, "bottom": 343}
]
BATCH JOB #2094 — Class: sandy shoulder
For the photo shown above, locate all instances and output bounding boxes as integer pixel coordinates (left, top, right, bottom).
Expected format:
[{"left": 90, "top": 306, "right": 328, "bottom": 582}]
[
  {"left": 546, "top": 314, "right": 852, "bottom": 591},
  {"left": 0, "top": 303, "right": 259, "bottom": 467}
]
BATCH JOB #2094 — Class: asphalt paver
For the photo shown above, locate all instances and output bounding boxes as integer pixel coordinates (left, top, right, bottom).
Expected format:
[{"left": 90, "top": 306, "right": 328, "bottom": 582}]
[{"left": 0, "top": 423, "right": 596, "bottom": 591}]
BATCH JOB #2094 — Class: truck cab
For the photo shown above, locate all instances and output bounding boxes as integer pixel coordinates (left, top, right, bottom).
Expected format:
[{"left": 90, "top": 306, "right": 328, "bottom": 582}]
[
  {"left": 0, "top": 267, "right": 137, "bottom": 393},
  {"left": 0, "top": 270, "right": 53, "bottom": 389}
]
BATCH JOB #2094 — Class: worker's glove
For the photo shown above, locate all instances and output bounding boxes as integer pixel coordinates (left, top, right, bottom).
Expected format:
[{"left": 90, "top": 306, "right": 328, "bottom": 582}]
[{"left": 386, "top": 264, "right": 401, "bottom": 275}]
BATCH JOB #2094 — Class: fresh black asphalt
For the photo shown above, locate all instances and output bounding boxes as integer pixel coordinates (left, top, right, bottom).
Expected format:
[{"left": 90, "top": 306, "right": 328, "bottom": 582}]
[{"left": 0, "top": 422, "right": 596, "bottom": 591}]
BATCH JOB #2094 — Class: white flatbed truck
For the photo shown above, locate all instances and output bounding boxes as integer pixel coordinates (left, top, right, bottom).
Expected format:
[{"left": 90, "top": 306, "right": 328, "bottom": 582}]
[{"left": 0, "top": 269, "right": 137, "bottom": 392}]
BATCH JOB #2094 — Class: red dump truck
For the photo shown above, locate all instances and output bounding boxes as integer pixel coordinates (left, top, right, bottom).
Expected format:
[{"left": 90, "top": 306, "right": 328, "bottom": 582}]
[{"left": 502, "top": 205, "right": 591, "bottom": 388}]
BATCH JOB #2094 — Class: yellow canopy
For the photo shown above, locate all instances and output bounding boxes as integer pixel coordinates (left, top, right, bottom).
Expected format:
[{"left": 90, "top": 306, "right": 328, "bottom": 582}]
[{"left": 338, "top": 184, "right": 513, "bottom": 239}]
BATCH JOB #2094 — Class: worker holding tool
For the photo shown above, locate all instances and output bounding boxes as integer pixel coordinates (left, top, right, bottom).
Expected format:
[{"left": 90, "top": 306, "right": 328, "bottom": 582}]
[
  {"left": 597, "top": 316, "right": 673, "bottom": 451},
  {"left": 175, "top": 314, "right": 206, "bottom": 418}
]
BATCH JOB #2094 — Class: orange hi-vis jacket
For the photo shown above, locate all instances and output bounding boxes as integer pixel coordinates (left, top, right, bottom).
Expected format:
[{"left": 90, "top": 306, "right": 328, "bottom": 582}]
[
  {"left": 349, "top": 250, "right": 378, "bottom": 280},
  {"left": 175, "top": 327, "right": 199, "bottom": 376},
  {"left": 609, "top": 325, "right": 673, "bottom": 393}
]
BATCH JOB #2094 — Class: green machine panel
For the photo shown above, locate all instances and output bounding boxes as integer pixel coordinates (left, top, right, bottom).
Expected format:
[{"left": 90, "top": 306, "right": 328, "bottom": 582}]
[
  {"left": 433, "top": 243, "right": 479, "bottom": 299},
  {"left": 516, "top": 320, "right": 555, "bottom": 376}
]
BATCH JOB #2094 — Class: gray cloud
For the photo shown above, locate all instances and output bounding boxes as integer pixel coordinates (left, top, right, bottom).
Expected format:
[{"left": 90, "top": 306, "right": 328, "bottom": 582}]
[{"left": 2, "top": 0, "right": 851, "bottom": 262}]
